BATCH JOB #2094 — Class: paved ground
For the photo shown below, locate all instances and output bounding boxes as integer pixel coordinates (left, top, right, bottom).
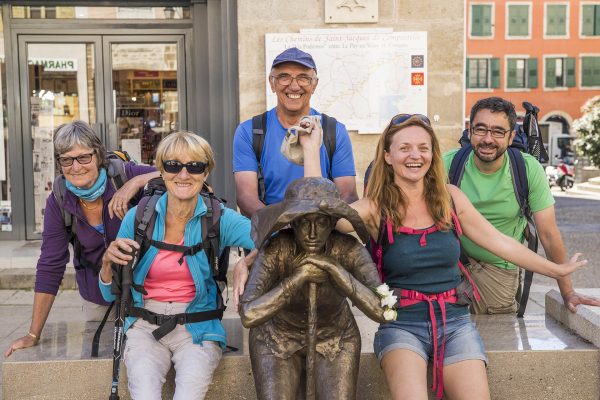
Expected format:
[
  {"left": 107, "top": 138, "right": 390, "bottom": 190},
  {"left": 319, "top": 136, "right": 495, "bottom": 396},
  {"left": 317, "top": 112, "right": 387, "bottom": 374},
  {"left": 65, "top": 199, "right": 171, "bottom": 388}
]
[{"left": 534, "top": 188, "right": 600, "bottom": 288}]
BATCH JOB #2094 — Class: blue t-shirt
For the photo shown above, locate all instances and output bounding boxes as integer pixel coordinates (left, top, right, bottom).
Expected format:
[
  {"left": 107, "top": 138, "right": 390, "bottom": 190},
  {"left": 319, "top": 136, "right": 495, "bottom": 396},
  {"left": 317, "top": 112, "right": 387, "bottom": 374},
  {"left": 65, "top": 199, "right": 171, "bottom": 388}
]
[{"left": 232, "top": 108, "right": 356, "bottom": 205}]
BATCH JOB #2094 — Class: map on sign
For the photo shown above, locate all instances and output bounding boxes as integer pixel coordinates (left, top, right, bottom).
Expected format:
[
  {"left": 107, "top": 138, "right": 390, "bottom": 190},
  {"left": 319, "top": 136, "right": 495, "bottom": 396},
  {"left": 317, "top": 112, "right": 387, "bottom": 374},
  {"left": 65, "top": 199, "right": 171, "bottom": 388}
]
[{"left": 265, "top": 31, "right": 427, "bottom": 133}]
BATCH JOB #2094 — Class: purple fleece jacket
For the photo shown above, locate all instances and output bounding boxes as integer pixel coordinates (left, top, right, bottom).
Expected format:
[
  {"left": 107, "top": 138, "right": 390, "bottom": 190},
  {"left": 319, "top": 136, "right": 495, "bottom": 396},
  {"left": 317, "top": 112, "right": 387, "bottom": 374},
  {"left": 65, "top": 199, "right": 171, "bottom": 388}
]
[{"left": 35, "top": 162, "right": 156, "bottom": 305}]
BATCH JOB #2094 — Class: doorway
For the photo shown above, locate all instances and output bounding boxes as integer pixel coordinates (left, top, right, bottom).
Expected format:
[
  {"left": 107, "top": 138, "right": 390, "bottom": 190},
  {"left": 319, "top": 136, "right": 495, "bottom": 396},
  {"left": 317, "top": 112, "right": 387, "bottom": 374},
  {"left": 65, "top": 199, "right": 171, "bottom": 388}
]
[{"left": 18, "top": 34, "right": 186, "bottom": 238}]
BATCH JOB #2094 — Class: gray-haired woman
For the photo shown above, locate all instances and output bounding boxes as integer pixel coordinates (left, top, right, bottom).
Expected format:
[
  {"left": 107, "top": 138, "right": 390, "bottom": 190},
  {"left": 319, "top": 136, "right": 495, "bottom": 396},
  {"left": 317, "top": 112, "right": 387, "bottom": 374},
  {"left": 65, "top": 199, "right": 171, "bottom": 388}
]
[{"left": 4, "top": 120, "right": 159, "bottom": 357}]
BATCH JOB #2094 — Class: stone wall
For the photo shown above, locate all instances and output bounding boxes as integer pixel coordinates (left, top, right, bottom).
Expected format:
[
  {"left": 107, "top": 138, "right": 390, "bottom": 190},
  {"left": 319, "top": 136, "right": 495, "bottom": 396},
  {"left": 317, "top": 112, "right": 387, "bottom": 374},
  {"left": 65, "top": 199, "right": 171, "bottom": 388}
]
[{"left": 237, "top": 0, "right": 465, "bottom": 188}]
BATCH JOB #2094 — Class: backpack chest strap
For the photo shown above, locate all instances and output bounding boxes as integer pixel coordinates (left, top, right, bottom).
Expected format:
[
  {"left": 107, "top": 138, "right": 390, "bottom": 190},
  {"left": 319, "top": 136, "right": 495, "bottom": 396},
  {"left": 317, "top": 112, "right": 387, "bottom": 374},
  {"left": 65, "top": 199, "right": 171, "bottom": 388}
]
[{"left": 149, "top": 239, "right": 206, "bottom": 265}]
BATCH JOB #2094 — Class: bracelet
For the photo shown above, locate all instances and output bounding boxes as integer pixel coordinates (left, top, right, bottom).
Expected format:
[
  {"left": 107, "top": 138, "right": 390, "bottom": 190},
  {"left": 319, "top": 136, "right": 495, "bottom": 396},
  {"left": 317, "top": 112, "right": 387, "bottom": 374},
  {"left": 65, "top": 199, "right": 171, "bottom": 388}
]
[{"left": 27, "top": 332, "right": 39, "bottom": 340}]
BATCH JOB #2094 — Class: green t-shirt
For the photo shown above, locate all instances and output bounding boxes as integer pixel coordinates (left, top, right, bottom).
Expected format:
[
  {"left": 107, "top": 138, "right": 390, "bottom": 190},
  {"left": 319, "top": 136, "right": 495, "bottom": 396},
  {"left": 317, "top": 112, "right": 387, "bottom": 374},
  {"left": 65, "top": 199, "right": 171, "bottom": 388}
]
[{"left": 443, "top": 149, "right": 555, "bottom": 270}]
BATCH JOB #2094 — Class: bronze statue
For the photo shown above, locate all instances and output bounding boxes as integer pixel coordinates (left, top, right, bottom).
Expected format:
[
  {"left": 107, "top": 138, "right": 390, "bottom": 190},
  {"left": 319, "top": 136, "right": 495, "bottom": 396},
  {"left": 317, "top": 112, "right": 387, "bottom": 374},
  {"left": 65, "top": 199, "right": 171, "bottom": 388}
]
[{"left": 239, "top": 177, "right": 388, "bottom": 400}]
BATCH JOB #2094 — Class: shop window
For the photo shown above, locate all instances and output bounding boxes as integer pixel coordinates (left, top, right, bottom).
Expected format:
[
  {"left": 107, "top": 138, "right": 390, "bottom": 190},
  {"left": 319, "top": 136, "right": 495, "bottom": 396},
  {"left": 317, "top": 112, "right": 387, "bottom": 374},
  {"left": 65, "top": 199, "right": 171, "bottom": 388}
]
[
  {"left": 507, "top": 3, "right": 531, "bottom": 37},
  {"left": 582, "top": 4, "right": 600, "bottom": 36},
  {"left": 11, "top": 6, "right": 190, "bottom": 19},
  {"left": 581, "top": 56, "right": 600, "bottom": 87},
  {"left": 507, "top": 58, "right": 538, "bottom": 89},
  {"left": 545, "top": 4, "right": 568, "bottom": 36},
  {"left": 466, "top": 58, "right": 500, "bottom": 89},
  {"left": 545, "top": 57, "right": 575, "bottom": 88},
  {"left": 470, "top": 4, "right": 493, "bottom": 37}
]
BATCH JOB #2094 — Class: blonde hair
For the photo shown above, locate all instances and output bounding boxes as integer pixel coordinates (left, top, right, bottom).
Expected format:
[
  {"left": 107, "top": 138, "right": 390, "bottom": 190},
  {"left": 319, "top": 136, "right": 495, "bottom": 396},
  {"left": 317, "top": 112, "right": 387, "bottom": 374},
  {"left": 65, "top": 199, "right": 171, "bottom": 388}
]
[
  {"left": 154, "top": 131, "right": 215, "bottom": 174},
  {"left": 366, "top": 116, "right": 452, "bottom": 230}
]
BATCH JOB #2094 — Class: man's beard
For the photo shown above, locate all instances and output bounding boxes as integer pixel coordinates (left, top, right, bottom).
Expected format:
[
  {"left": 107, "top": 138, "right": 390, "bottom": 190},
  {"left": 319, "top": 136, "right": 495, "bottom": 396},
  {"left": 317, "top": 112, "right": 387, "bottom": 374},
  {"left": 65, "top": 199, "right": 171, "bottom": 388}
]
[{"left": 474, "top": 144, "right": 506, "bottom": 163}]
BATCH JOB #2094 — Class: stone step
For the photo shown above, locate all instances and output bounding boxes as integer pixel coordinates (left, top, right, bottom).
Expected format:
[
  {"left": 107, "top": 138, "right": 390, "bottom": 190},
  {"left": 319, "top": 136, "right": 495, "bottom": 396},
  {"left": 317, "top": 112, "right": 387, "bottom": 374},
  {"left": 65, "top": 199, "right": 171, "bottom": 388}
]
[
  {"left": 574, "top": 182, "right": 600, "bottom": 193},
  {"left": 589, "top": 176, "right": 600, "bottom": 185},
  {"left": 3, "top": 313, "right": 599, "bottom": 399}
]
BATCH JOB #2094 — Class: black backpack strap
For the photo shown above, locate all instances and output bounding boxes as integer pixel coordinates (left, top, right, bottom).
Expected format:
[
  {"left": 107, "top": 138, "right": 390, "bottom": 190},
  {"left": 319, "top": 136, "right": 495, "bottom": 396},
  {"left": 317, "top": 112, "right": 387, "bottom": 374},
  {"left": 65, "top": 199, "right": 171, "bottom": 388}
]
[
  {"left": 321, "top": 113, "right": 337, "bottom": 181},
  {"left": 131, "top": 194, "right": 162, "bottom": 295},
  {"left": 506, "top": 148, "right": 537, "bottom": 317},
  {"left": 128, "top": 307, "right": 224, "bottom": 341},
  {"left": 252, "top": 112, "right": 268, "bottom": 204},
  {"left": 448, "top": 146, "right": 473, "bottom": 187},
  {"left": 91, "top": 301, "right": 114, "bottom": 357}
]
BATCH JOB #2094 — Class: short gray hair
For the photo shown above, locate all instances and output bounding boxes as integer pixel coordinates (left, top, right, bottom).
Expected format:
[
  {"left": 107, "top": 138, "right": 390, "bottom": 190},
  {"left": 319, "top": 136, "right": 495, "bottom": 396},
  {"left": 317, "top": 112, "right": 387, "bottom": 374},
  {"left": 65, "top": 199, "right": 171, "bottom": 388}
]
[{"left": 53, "top": 121, "right": 107, "bottom": 169}]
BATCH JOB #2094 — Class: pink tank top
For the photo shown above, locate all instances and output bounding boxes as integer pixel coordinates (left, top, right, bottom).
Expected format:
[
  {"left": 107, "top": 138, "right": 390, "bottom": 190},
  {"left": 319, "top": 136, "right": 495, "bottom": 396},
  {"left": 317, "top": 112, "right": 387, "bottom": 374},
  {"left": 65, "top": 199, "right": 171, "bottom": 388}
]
[{"left": 144, "top": 237, "right": 196, "bottom": 302}]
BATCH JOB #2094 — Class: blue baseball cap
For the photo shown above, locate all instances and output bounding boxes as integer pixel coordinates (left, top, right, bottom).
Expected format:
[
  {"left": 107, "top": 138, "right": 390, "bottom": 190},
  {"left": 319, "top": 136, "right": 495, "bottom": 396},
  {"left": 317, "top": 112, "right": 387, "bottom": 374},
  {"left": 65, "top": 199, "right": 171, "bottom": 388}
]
[{"left": 271, "top": 47, "right": 317, "bottom": 73}]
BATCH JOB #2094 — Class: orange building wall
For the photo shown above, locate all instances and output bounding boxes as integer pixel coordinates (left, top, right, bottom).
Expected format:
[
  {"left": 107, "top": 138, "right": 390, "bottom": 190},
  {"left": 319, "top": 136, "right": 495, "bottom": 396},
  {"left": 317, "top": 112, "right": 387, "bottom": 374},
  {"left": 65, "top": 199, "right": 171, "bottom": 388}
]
[{"left": 466, "top": 0, "right": 600, "bottom": 126}]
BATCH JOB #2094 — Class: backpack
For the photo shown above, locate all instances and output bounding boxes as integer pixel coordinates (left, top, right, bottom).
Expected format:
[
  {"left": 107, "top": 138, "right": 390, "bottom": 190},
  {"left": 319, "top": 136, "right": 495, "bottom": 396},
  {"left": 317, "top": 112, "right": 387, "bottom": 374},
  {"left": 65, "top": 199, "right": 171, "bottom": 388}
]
[
  {"left": 252, "top": 111, "right": 337, "bottom": 203},
  {"left": 52, "top": 150, "right": 133, "bottom": 274},
  {"left": 448, "top": 103, "right": 547, "bottom": 317},
  {"left": 118, "top": 177, "right": 232, "bottom": 342}
]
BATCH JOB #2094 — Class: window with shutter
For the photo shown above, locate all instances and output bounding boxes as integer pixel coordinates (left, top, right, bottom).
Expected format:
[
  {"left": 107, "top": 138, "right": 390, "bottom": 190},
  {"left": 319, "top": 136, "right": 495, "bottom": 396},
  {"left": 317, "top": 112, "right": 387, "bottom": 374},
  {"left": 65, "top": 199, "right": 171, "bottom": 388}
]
[
  {"left": 546, "top": 4, "right": 567, "bottom": 36},
  {"left": 581, "top": 57, "right": 600, "bottom": 87},
  {"left": 508, "top": 4, "right": 530, "bottom": 37},
  {"left": 507, "top": 58, "right": 528, "bottom": 89},
  {"left": 466, "top": 58, "right": 492, "bottom": 89},
  {"left": 471, "top": 4, "right": 493, "bottom": 37},
  {"left": 581, "top": 4, "right": 600, "bottom": 36}
]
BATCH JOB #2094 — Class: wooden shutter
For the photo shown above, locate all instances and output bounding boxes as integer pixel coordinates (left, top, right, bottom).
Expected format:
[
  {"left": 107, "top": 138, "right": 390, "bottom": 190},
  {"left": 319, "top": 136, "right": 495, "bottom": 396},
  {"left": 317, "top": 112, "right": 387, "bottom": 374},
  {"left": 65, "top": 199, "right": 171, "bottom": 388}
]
[
  {"left": 471, "top": 5, "right": 483, "bottom": 36},
  {"left": 565, "top": 57, "right": 576, "bottom": 87},
  {"left": 509, "top": 5, "right": 529, "bottom": 36},
  {"left": 507, "top": 59, "right": 517, "bottom": 88},
  {"left": 466, "top": 59, "right": 471, "bottom": 88},
  {"left": 491, "top": 58, "right": 500, "bottom": 88},
  {"left": 527, "top": 58, "right": 538, "bottom": 88},
  {"left": 482, "top": 5, "right": 492, "bottom": 36},
  {"left": 545, "top": 58, "right": 557, "bottom": 88}
]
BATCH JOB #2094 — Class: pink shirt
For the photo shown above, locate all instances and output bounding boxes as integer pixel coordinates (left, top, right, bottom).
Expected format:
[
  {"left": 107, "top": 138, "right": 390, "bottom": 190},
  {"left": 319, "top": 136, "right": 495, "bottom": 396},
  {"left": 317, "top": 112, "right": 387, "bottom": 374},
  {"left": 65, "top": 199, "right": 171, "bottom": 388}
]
[{"left": 144, "top": 238, "right": 196, "bottom": 302}]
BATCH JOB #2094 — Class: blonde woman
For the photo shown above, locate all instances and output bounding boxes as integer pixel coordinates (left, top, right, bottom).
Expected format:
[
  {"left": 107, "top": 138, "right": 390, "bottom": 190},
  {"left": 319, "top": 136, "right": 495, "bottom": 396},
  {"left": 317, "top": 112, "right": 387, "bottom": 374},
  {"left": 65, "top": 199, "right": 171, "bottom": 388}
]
[{"left": 100, "top": 131, "right": 254, "bottom": 399}]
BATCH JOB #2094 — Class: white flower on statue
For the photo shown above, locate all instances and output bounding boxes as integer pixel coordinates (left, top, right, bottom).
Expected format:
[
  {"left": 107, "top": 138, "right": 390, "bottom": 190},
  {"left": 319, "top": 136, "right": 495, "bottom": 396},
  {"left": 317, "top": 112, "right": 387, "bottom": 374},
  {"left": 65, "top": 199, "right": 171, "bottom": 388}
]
[
  {"left": 375, "top": 283, "right": 393, "bottom": 298},
  {"left": 380, "top": 294, "right": 398, "bottom": 309},
  {"left": 383, "top": 308, "right": 397, "bottom": 321}
]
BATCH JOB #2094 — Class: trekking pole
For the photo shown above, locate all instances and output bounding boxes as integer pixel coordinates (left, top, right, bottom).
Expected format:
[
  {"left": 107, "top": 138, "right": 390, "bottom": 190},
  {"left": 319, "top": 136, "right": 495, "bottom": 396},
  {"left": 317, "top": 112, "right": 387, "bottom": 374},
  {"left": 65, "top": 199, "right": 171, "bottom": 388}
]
[
  {"left": 109, "top": 251, "right": 136, "bottom": 400},
  {"left": 305, "top": 282, "right": 317, "bottom": 400}
]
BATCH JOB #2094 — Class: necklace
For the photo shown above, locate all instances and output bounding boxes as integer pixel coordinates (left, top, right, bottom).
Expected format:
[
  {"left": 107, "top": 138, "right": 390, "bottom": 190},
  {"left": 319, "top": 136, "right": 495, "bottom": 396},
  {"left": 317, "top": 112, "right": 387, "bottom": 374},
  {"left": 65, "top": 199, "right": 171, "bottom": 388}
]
[{"left": 79, "top": 198, "right": 100, "bottom": 210}]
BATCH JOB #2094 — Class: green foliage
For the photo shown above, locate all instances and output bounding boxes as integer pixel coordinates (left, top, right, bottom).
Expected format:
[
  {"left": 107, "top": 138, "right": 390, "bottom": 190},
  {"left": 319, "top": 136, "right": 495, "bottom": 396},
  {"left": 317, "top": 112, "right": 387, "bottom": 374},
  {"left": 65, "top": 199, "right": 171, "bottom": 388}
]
[{"left": 573, "top": 96, "right": 600, "bottom": 167}]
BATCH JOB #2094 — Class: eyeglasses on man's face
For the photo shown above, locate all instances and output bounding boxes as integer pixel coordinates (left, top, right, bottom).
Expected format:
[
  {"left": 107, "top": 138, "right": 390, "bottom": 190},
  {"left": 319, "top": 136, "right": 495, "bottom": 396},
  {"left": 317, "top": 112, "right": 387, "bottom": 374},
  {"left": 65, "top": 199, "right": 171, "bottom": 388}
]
[
  {"left": 470, "top": 125, "right": 511, "bottom": 138},
  {"left": 270, "top": 73, "right": 315, "bottom": 87},
  {"left": 57, "top": 152, "right": 94, "bottom": 167}
]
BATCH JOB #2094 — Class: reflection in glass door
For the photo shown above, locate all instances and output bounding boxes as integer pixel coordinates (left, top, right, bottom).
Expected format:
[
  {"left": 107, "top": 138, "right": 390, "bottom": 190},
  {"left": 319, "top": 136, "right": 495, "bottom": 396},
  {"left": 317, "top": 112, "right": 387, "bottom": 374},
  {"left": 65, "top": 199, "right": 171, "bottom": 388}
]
[
  {"left": 26, "top": 42, "right": 97, "bottom": 233},
  {"left": 110, "top": 42, "right": 180, "bottom": 165}
]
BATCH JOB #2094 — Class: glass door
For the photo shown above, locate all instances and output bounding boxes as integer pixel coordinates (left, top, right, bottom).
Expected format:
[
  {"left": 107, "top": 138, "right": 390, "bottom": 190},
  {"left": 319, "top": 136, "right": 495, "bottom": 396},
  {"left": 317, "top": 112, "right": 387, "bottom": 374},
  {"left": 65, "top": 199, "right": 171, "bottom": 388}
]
[
  {"left": 103, "top": 36, "right": 186, "bottom": 165},
  {"left": 18, "top": 36, "right": 103, "bottom": 238}
]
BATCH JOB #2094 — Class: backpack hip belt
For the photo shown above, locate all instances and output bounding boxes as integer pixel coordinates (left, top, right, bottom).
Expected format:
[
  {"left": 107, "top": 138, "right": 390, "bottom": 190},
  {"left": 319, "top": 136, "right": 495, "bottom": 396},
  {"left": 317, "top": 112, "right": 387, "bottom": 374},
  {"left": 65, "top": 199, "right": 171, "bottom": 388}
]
[
  {"left": 129, "top": 306, "right": 224, "bottom": 341},
  {"left": 392, "top": 287, "right": 458, "bottom": 400}
]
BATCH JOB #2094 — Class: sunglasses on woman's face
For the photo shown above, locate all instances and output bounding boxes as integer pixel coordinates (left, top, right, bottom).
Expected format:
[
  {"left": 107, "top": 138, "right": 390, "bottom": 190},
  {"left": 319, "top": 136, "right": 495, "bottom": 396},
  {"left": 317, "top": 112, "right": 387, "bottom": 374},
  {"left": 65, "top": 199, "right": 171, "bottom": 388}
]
[
  {"left": 162, "top": 160, "right": 207, "bottom": 175},
  {"left": 390, "top": 113, "right": 431, "bottom": 126}
]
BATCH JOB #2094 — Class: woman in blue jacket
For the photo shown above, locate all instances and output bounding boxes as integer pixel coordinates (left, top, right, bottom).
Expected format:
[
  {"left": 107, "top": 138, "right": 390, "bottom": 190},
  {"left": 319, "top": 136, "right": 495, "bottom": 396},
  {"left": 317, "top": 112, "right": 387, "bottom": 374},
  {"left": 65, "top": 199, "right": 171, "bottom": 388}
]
[{"left": 99, "top": 131, "right": 254, "bottom": 399}]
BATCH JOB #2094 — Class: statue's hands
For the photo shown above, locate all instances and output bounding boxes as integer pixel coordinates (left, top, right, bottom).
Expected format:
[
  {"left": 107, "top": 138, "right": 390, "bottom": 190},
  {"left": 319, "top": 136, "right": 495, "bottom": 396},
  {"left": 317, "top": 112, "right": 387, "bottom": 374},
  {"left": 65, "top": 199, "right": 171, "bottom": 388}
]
[
  {"left": 301, "top": 254, "right": 341, "bottom": 274},
  {"left": 233, "top": 249, "right": 258, "bottom": 311},
  {"left": 294, "top": 261, "right": 329, "bottom": 284}
]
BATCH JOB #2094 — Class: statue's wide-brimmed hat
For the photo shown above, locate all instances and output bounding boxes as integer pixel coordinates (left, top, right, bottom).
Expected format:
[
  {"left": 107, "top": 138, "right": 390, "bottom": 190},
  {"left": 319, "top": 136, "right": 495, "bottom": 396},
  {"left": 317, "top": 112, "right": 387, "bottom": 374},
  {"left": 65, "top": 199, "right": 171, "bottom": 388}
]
[{"left": 251, "top": 177, "right": 370, "bottom": 249}]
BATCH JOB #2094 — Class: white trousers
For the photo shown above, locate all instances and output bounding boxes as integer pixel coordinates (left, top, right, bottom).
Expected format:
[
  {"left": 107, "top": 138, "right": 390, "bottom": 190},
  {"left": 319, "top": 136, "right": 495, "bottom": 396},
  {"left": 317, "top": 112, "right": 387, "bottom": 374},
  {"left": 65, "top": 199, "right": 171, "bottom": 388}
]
[{"left": 124, "top": 299, "right": 222, "bottom": 400}]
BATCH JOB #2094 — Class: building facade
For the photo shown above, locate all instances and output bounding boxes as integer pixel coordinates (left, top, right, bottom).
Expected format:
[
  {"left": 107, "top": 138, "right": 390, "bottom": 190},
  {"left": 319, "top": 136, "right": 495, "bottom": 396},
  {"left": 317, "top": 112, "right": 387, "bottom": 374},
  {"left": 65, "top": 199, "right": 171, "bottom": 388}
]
[
  {"left": 0, "top": 0, "right": 464, "bottom": 241},
  {"left": 466, "top": 0, "right": 600, "bottom": 134}
]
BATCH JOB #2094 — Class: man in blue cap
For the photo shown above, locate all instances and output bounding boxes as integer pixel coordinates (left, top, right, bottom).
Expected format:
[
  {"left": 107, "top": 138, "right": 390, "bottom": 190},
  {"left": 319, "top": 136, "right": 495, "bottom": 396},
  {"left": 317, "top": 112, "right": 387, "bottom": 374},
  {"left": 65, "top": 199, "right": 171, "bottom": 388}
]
[{"left": 232, "top": 47, "right": 358, "bottom": 216}]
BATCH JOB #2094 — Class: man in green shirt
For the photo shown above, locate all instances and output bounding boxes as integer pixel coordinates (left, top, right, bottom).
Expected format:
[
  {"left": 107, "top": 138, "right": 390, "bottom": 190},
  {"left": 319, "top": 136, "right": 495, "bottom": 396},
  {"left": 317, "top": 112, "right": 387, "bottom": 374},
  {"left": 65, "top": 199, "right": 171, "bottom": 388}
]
[{"left": 443, "top": 97, "right": 599, "bottom": 314}]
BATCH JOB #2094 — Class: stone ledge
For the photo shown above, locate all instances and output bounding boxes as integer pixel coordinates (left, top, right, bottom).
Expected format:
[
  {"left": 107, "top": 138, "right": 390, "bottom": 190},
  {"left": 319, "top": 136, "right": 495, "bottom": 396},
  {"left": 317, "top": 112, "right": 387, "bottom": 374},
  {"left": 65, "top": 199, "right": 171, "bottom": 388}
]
[
  {"left": 0, "top": 268, "right": 77, "bottom": 290},
  {"left": 545, "top": 288, "right": 600, "bottom": 348},
  {"left": 3, "top": 314, "right": 599, "bottom": 399}
]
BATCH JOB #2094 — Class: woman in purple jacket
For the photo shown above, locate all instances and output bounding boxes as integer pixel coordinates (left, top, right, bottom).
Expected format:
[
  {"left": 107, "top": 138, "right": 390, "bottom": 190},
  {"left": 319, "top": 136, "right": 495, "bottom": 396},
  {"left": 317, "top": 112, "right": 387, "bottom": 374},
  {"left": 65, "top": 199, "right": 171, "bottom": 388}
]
[{"left": 4, "top": 121, "right": 158, "bottom": 357}]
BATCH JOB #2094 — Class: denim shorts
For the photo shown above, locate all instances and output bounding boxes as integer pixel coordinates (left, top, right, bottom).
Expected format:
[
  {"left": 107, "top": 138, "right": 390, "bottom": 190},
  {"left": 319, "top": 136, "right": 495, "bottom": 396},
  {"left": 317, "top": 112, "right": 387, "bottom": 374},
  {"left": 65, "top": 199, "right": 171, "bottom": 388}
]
[{"left": 373, "top": 314, "right": 488, "bottom": 366}]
